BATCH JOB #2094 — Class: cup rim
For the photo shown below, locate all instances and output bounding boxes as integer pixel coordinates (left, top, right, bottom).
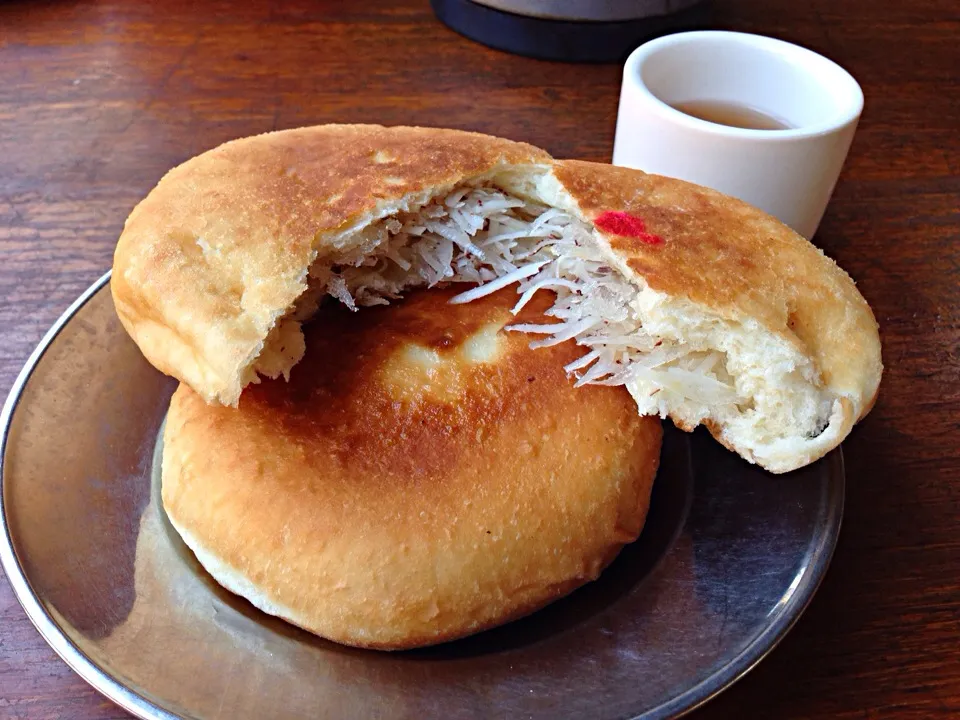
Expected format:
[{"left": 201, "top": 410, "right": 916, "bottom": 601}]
[{"left": 623, "top": 31, "right": 864, "bottom": 141}]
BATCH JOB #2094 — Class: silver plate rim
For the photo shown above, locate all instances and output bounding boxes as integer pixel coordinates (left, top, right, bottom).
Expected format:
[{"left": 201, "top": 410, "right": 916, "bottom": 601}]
[
  {"left": 0, "top": 270, "right": 176, "bottom": 720},
  {"left": 0, "top": 271, "right": 844, "bottom": 720}
]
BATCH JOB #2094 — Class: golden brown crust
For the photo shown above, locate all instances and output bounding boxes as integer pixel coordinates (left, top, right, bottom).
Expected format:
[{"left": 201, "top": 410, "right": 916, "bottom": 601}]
[
  {"left": 113, "top": 125, "right": 551, "bottom": 405},
  {"left": 161, "top": 287, "right": 662, "bottom": 649},
  {"left": 552, "top": 159, "right": 883, "bottom": 425},
  {"left": 117, "top": 123, "right": 881, "bottom": 472}
]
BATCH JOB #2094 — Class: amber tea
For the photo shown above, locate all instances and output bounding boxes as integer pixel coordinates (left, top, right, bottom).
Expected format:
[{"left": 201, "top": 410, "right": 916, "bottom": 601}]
[{"left": 671, "top": 100, "right": 792, "bottom": 130}]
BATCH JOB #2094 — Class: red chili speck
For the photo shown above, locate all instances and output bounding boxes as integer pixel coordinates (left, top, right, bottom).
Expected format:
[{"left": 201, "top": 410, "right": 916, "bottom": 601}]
[{"left": 594, "top": 211, "right": 664, "bottom": 245}]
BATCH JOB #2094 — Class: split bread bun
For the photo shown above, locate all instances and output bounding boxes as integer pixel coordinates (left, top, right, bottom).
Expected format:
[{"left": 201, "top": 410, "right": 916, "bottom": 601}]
[
  {"left": 113, "top": 124, "right": 882, "bottom": 473},
  {"left": 161, "top": 287, "right": 663, "bottom": 649}
]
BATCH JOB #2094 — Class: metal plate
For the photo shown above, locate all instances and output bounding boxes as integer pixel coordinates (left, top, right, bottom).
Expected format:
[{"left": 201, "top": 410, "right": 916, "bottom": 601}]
[{"left": 0, "top": 273, "right": 843, "bottom": 720}]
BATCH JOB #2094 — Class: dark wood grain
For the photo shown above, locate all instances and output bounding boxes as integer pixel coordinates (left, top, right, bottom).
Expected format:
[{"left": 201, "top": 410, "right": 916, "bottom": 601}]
[{"left": 1, "top": 0, "right": 958, "bottom": 717}]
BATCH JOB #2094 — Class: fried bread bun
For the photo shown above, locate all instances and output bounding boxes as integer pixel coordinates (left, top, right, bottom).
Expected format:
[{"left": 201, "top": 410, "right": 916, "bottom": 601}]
[
  {"left": 116, "top": 124, "right": 881, "bottom": 472},
  {"left": 161, "top": 287, "right": 663, "bottom": 649}
]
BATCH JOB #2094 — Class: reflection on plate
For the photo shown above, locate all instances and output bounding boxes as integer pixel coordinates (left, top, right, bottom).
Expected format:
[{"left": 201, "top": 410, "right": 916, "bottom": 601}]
[{"left": 0, "top": 273, "right": 843, "bottom": 720}]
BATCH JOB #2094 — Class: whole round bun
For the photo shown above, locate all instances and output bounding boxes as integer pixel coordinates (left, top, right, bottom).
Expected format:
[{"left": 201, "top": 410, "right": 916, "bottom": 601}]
[{"left": 161, "top": 287, "right": 663, "bottom": 650}]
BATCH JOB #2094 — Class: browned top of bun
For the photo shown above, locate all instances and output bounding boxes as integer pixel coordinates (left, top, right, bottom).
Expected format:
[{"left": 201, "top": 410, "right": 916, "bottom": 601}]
[
  {"left": 116, "top": 124, "right": 880, "bottom": 473},
  {"left": 552, "top": 160, "right": 881, "bottom": 412},
  {"left": 161, "top": 287, "right": 662, "bottom": 649},
  {"left": 112, "top": 125, "right": 550, "bottom": 405}
]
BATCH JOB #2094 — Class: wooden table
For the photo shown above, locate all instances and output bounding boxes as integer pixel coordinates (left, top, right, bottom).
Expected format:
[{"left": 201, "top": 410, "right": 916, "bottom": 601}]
[{"left": 1, "top": 0, "right": 958, "bottom": 717}]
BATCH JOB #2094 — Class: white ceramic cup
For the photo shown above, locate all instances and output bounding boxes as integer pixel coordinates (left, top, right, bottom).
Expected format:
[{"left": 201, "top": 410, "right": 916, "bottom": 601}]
[{"left": 612, "top": 31, "right": 863, "bottom": 239}]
